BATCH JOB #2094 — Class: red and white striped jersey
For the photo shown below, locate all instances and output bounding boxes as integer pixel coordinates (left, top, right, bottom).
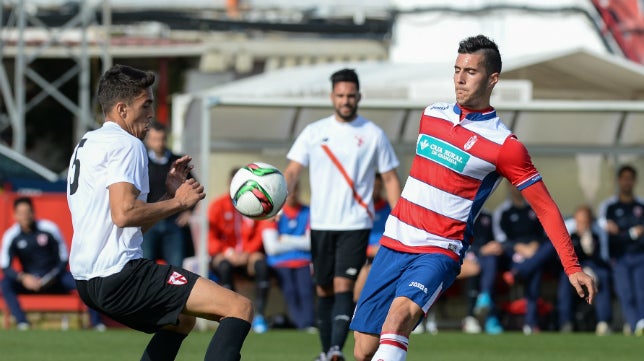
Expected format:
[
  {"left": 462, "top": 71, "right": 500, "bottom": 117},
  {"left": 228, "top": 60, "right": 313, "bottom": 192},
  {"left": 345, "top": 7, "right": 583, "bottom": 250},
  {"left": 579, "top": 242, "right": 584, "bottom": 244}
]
[{"left": 380, "top": 102, "right": 542, "bottom": 262}]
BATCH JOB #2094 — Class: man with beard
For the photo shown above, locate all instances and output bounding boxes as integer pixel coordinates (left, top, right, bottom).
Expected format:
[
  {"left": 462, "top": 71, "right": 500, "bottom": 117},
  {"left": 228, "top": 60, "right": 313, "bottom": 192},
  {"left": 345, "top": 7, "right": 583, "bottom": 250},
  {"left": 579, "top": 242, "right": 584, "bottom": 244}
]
[{"left": 284, "top": 68, "right": 401, "bottom": 361}]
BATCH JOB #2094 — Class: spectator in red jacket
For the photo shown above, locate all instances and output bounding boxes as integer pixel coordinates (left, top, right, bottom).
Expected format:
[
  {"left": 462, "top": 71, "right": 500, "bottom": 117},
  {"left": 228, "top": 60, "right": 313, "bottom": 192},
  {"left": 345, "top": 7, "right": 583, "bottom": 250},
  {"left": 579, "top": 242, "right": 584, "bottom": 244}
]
[{"left": 208, "top": 168, "right": 270, "bottom": 334}]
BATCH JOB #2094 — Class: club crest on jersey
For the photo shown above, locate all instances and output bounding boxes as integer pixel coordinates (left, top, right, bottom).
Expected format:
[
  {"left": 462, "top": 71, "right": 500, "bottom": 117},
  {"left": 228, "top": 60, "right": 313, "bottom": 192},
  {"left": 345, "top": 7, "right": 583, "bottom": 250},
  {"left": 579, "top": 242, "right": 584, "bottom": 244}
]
[
  {"left": 464, "top": 135, "right": 478, "bottom": 150},
  {"left": 167, "top": 271, "right": 187, "bottom": 285},
  {"left": 37, "top": 233, "right": 49, "bottom": 246}
]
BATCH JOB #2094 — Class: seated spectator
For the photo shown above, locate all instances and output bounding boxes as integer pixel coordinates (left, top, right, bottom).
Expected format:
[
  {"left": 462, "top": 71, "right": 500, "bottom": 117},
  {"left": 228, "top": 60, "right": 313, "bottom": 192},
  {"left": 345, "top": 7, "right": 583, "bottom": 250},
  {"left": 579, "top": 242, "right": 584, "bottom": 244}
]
[
  {"left": 0, "top": 197, "right": 105, "bottom": 330},
  {"left": 477, "top": 184, "right": 558, "bottom": 335},
  {"left": 208, "top": 169, "right": 270, "bottom": 333},
  {"left": 261, "top": 182, "right": 315, "bottom": 331},
  {"left": 557, "top": 205, "right": 613, "bottom": 335}
]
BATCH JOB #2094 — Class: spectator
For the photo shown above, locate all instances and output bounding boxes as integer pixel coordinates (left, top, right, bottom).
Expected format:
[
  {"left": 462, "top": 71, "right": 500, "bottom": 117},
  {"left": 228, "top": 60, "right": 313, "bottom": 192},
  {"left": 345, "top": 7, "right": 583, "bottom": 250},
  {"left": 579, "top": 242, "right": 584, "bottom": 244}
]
[
  {"left": 0, "top": 197, "right": 105, "bottom": 330},
  {"left": 261, "top": 181, "right": 315, "bottom": 331},
  {"left": 142, "top": 121, "right": 195, "bottom": 267},
  {"left": 488, "top": 185, "right": 559, "bottom": 334},
  {"left": 557, "top": 205, "right": 613, "bottom": 335},
  {"left": 283, "top": 68, "right": 401, "bottom": 361},
  {"left": 208, "top": 168, "right": 271, "bottom": 334},
  {"left": 597, "top": 164, "right": 644, "bottom": 335}
]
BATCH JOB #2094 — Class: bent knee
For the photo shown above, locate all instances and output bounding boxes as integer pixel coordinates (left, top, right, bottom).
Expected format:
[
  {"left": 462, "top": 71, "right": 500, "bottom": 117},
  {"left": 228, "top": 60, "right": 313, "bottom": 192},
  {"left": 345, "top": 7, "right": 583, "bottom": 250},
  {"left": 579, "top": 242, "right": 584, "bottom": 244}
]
[{"left": 229, "top": 294, "right": 253, "bottom": 322}]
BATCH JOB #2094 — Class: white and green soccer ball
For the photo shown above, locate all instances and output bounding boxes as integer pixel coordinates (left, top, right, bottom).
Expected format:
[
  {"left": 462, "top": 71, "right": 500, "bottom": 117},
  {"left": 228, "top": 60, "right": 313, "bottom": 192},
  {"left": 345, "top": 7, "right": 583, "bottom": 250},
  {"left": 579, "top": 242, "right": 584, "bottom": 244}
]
[{"left": 229, "top": 162, "right": 287, "bottom": 220}]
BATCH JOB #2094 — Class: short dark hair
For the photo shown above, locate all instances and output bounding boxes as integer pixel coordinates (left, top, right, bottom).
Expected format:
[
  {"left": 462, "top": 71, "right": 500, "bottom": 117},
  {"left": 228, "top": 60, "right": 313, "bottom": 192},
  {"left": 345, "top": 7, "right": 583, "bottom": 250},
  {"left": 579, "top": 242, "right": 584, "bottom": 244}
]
[
  {"left": 97, "top": 64, "right": 156, "bottom": 114},
  {"left": 330, "top": 68, "right": 360, "bottom": 91},
  {"left": 617, "top": 164, "right": 637, "bottom": 178},
  {"left": 458, "top": 35, "right": 502, "bottom": 75},
  {"left": 13, "top": 196, "right": 33, "bottom": 210}
]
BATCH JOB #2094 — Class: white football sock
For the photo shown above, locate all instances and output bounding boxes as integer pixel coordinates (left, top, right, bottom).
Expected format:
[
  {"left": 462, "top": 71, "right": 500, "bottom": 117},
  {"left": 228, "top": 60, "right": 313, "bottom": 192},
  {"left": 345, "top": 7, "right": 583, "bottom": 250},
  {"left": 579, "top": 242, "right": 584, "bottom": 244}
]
[{"left": 370, "top": 333, "right": 409, "bottom": 361}]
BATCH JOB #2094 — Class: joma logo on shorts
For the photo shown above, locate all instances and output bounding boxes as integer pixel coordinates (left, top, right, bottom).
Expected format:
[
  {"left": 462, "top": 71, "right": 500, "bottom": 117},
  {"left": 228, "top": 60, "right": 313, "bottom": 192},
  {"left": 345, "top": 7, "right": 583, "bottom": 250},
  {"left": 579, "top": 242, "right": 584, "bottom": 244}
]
[{"left": 408, "top": 281, "right": 428, "bottom": 294}]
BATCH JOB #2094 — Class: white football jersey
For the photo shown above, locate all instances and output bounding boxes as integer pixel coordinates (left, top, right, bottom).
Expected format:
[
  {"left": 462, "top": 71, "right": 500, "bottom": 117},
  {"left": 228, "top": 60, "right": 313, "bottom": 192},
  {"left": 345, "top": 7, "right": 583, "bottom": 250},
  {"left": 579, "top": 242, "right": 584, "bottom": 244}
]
[
  {"left": 287, "top": 115, "right": 399, "bottom": 230},
  {"left": 67, "top": 121, "right": 149, "bottom": 280}
]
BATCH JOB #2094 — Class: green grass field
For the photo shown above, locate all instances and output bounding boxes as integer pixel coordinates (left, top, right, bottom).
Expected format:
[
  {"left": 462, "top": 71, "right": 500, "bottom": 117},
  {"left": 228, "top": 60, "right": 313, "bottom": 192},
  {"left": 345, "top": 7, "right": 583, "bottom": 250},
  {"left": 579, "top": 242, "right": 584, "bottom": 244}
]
[{"left": 0, "top": 328, "right": 639, "bottom": 361}]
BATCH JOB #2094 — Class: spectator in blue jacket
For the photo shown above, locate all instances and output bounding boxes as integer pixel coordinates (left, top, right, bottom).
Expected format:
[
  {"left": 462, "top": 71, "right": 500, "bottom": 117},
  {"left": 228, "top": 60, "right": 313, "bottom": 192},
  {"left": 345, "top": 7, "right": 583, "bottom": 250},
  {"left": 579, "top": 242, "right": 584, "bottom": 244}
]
[
  {"left": 0, "top": 197, "right": 104, "bottom": 330},
  {"left": 597, "top": 164, "right": 644, "bottom": 335},
  {"left": 476, "top": 185, "right": 558, "bottom": 335}
]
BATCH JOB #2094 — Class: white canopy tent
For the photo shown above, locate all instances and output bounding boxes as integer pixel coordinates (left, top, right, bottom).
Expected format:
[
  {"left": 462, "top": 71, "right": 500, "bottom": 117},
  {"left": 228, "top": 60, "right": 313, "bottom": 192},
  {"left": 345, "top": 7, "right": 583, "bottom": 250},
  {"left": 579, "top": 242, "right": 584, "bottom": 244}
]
[{"left": 172, "top": 48, "right": 644, "bottom": 278}]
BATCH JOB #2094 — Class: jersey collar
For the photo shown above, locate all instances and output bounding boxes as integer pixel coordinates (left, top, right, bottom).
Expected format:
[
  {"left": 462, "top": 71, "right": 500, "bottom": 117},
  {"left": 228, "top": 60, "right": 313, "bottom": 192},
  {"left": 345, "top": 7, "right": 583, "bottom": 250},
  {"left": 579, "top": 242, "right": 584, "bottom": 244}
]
[{"left": 453, "top": 103, "right": 497, "bottom": 121}]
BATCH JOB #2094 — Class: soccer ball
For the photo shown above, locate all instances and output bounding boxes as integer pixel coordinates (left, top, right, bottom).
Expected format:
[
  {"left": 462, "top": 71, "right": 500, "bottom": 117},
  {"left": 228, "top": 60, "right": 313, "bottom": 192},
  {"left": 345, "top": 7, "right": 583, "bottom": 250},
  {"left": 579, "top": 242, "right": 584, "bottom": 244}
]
[{"left": 229, "top": 162, "right": 287, "bottom": 220}]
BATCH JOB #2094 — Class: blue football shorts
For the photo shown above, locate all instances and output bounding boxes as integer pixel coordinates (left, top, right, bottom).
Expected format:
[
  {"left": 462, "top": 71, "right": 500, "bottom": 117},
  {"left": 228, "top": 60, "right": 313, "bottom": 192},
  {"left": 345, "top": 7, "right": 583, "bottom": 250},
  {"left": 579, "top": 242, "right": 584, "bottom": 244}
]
[{"left": 350, "top": 246, "right": 460, "bottom": 335}]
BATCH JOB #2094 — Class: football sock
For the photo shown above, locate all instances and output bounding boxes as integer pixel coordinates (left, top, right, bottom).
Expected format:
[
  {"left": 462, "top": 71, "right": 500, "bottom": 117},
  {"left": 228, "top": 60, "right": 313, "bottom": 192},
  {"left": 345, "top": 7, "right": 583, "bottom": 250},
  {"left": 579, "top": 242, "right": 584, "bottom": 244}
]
[
  {"left": 317, "top": 295, "right": 334, "bottom": 352},
  {"left": 254, "top": 259, "right": 270, "bottom": 316},
  {"left": 140, "top": 330, "right": 187, "bottom": 361},
  {"left": 216, "top": 260, "right": 234, "bottom": 290},
  {"left": 205, "top": 317, "right": 251, "bottom": 361},
  {"left": 371, "top": 333, "right": 409, "bottom": 361},
  {"left": 330, "top": 291, "right": 354, "bottom": 350}
]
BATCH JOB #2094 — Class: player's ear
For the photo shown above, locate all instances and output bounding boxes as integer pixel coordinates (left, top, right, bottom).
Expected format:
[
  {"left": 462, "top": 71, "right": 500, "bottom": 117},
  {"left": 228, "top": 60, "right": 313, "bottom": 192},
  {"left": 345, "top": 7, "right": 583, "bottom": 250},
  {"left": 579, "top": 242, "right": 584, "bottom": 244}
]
[
  {"left": 488, "top": 72, "right": 499, "bottom": 88},
  {"left": 116, "top": 102, "right": 127, "bottom": 120}
]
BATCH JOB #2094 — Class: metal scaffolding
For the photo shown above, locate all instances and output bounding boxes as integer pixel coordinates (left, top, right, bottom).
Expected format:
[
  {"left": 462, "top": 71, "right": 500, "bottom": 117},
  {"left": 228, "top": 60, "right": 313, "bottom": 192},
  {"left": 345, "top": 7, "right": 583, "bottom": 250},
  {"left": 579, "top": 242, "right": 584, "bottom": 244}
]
[{"left": 0, "top": 0, "right": 112, "bottom": 153}]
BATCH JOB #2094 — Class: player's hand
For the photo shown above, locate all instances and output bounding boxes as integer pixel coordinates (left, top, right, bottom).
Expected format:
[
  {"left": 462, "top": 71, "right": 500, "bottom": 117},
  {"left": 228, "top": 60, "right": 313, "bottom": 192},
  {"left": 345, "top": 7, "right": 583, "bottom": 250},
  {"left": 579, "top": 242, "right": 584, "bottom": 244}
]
[
  {"left": 174, "top": 178, "right": 205, "bottom": 209},
  {"left": 568, "top": 271, "right": 597, "bottom": 305},
  {"left": 166, "top": 155, "right": 194, "bottom": 196},
  {"left": 605, "top": 220, "right": 619, "bottom": 235}
]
